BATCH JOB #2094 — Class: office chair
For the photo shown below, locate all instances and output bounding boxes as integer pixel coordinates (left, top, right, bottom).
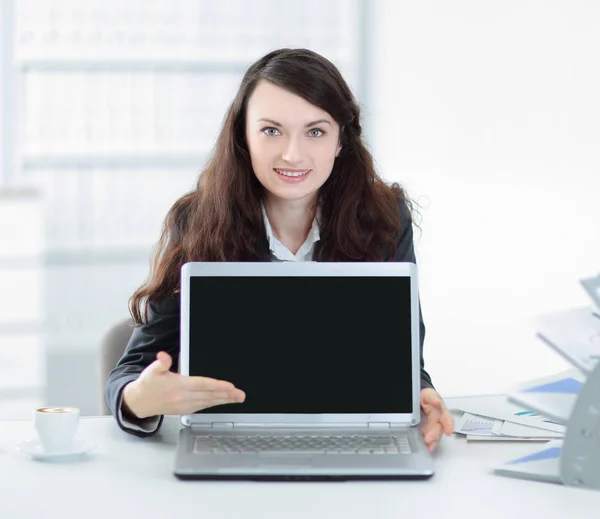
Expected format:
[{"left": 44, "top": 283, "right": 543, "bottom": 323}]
[{"left": 99, "top": 318, "right": 134, "bottom": 415}]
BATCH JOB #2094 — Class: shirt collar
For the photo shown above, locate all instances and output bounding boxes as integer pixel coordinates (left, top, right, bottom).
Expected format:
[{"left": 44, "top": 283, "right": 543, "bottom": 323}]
[{"left": 261, "top": 203, "right": 320, "bottom": 261}]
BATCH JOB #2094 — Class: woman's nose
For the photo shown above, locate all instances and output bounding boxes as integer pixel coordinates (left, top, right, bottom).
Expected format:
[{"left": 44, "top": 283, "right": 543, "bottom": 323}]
[{"left": 281, "top": 137, "right": 305, "bottom": 165}]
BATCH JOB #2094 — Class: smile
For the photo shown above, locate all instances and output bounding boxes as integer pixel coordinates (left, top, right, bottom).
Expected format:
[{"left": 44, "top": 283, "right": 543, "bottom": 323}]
[{"left": 274, "top": 169, "right": 311, "bottom": 177}]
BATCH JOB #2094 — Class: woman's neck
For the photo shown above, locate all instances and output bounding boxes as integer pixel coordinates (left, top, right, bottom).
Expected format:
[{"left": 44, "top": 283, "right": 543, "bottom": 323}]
[{"left": 264, "top": 196, "right": 316, "bottom": 254}]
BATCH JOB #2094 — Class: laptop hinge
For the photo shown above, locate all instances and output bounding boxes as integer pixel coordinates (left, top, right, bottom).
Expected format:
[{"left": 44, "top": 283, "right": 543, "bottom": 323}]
[
  {"left": 190, "top": 422, "right": 234, "bottom": 429},
  {"left": 223, "top": 422, "right": 369, "bottom": 429},
  {"left": 368, "top": 422, "right": 391, "bottom": 428},
  {"left": 211, "top": 422, "right": 234, "bottom": 429}
]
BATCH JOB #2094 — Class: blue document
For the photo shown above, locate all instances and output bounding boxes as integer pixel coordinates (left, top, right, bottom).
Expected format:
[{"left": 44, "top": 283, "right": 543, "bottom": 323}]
[
  {"left": 493, "top": 440, "right": 563, "bottom": 484},
  {"left": 523, "top": 378, "right": 583, "bottom": 395},
  {"left": 508, "top": 369, "right": 586, "bottom": 424}
]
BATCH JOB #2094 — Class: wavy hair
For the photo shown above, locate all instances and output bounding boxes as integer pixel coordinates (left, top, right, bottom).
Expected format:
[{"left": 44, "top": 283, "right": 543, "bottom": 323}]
[{"left": 130, "top": 48, "right": 414, "bottom": 323}]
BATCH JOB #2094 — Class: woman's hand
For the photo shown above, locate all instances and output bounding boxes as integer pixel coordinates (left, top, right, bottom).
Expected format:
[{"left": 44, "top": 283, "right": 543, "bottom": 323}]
[
  {"left": 122, "top": 351, "right": 245, "bottom": 419},
  {"left": 420, "top": 388, "right": 454, "bottom": 452}
]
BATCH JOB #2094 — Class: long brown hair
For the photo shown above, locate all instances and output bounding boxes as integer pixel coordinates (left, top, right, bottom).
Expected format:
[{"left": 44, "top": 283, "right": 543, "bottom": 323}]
[{"left": 130, "top": 48, "right": 414, "bottom": 323}]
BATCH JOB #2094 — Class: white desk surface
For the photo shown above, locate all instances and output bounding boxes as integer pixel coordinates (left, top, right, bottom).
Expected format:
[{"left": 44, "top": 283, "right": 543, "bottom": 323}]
[{"left": 0, "top": 414, "right": 598, "bottom": 519}]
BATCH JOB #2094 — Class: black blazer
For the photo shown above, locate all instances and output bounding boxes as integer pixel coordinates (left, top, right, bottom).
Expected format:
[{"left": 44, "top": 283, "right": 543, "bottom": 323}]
[{"left": 105, "top": 200, "right": 434, "bottom": 436}]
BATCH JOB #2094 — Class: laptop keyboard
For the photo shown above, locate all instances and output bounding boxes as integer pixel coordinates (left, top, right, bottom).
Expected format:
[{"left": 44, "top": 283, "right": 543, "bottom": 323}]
[{"left": 193, "top": 434, "right": 412, "bottom": 455}]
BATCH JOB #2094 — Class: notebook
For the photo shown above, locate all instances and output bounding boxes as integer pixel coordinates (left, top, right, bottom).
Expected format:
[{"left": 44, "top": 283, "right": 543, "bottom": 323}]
[{"left": 173, "top": 261, "right": 433, "bottom": 480}]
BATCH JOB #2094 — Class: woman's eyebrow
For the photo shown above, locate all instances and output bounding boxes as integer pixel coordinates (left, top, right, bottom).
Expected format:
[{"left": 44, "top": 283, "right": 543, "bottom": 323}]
[{"left": 256, "top": 117, "right": 332, "bottom": 128}]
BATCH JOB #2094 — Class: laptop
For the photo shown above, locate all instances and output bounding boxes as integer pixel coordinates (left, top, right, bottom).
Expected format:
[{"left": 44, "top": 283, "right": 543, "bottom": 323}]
[{"left": 173, "top": 261, "right": 434, "bottom": 481}]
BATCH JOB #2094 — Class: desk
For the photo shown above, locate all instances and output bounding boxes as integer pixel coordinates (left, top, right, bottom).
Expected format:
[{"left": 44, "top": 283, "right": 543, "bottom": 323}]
[{"left": 0, "top": 415, "right": 597, "bottom": 519}]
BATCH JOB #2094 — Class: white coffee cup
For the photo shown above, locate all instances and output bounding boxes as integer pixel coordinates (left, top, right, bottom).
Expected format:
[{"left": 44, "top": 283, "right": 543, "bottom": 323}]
[{"left": 34, "top": 407, "right": 80, "bottom": 453}]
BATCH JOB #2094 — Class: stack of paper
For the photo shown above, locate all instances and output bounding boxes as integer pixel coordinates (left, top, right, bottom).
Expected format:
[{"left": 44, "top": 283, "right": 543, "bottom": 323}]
[
  {"left": 447, "top": 394, "right": 565, "bottom": 442},
  {"left": 508, "top": 304, "right": 600, "bottom": 423},
  {"left": 508, "top": 368, "right": 586, "bottom": 425},
  {"left": 493, "top": 276, "right": 600, "bottom": 483}
]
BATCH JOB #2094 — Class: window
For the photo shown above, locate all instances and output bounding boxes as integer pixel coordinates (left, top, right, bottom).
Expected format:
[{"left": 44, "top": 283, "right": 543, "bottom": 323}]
[{"left": 1, "top": 0, "right": 371, "bottom": 415}]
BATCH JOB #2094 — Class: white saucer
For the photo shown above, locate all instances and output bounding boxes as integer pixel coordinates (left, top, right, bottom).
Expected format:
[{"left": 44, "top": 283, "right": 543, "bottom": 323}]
[{"left": 17, "top": 438, "right": 96, "bottom": 462}]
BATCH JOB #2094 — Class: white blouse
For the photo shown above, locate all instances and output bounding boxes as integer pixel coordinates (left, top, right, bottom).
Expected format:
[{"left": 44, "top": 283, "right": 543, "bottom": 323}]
[{"left": 261, "top": 203, "right": 320, "bottom": 261}]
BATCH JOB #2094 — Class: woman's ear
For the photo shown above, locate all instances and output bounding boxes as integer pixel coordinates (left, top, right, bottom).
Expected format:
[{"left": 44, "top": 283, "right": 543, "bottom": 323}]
[{"left": 336, "top": 126, "right": 344, "bottom": 157}]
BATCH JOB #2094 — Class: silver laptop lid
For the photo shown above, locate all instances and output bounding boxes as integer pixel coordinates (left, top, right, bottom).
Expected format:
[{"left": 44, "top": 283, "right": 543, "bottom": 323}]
[{"left": 180, "top": 262, "right": 421, "bottom": 427}]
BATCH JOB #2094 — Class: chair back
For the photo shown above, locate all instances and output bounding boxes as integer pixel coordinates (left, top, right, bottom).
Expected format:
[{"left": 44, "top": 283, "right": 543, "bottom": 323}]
[{"left": 99, "top": 318, "right": 134, "bottom": 415}]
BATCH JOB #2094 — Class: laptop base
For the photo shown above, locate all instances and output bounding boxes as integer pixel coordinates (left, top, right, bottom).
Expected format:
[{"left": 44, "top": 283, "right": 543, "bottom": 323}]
[
  {"left": 173, "top": 426, "right": 434, "bottom": 481},
  {"left": 174, "top": 473, "right": 434, "bottom": 481}
]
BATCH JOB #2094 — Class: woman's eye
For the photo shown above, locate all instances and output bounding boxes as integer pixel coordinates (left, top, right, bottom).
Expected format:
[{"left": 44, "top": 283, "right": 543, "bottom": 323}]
[
  {"left": 262, "top": 127, "right": 280, "bottom": 136},
  {"left": 309, "top": 128, "right": 324, "bottom": 137}
]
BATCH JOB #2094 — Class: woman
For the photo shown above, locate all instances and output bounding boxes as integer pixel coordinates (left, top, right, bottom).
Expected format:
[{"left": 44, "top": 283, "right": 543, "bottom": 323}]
[{"left": 106, "top": 48, "right": 453, "bottom": 452}]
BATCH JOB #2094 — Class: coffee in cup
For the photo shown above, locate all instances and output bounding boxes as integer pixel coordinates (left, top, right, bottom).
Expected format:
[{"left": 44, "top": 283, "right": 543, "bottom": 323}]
[{"left": 34, "top": 406, "right": 80, "bottom": 453}]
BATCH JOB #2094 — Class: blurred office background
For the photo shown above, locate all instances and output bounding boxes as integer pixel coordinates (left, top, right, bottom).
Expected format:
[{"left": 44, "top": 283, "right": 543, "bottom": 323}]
[{"left": 0, "top": 0, "right": 599, "bottom": 418}]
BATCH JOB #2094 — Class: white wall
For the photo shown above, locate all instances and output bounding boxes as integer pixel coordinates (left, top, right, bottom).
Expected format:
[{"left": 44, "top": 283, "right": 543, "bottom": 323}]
[
  {"left": 0, "top": 1, "right": 4, "bottom": 184},
  {"left": 369, "top": 0, "right": 600, "bottom": 397}
]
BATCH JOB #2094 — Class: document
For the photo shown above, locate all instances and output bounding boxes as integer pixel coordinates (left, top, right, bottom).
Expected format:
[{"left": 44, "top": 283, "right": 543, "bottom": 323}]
[
  {"left": 455, "top": 412, "right": 496, "bottom": 436},
  {"left": 508, "top": 369, "right": 585, "bottom": 425},
  {"left": 445, "top": 394, "right": 565, "bottom": 434},
  {"left": 466, "top": 435, "right": 551, "bottom": 442},
  {"left": 493, "top": 440, "right": 563, "bottom": 484},
  {"left": 498, "top": 420, "right": 562, "bottom": 439},
  {"left": 451, "top": 410, "right": 562, "bottom": 441},
  {"left": 581, "top": 273, "right": 600, "bottom": 311},
  {"left": 534, "top": 306, "right": 600, "bottom": 374}
]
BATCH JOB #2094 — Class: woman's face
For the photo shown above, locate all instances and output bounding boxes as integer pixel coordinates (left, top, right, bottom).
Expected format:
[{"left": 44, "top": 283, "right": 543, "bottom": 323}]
[{"left": 245, "top": 80, "right": 341, "bottom": 204}]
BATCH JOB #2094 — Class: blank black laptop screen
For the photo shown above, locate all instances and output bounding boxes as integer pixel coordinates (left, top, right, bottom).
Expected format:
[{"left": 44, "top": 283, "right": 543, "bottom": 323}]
[{"left": 189, "top": 276, "right": 413, "bottom": 414}]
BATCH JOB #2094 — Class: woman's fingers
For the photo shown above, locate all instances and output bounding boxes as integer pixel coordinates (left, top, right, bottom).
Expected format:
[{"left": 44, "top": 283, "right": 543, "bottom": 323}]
[
  {"left": 419, "top": 389, "right": 453, "bottom": 452},
  {"left": 188, "top": 391, "right": 246, "bottom": 409},
  {"left": 440, "top": 409, "right": 455, "bottom": 435},
  {"left": 424, "top": 423, "right": 443, "bottom": 444},
  {"left": 184, "top": 376, "right": 236, "bottom": 392},
  {"left": 189, "top": 390, "right": 244, "bottom": 400}
]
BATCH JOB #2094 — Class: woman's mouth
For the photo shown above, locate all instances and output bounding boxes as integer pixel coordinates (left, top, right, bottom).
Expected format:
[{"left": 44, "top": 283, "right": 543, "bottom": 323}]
[{"left": 274, "top": 169, "right": 311, "bottom": 183}]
